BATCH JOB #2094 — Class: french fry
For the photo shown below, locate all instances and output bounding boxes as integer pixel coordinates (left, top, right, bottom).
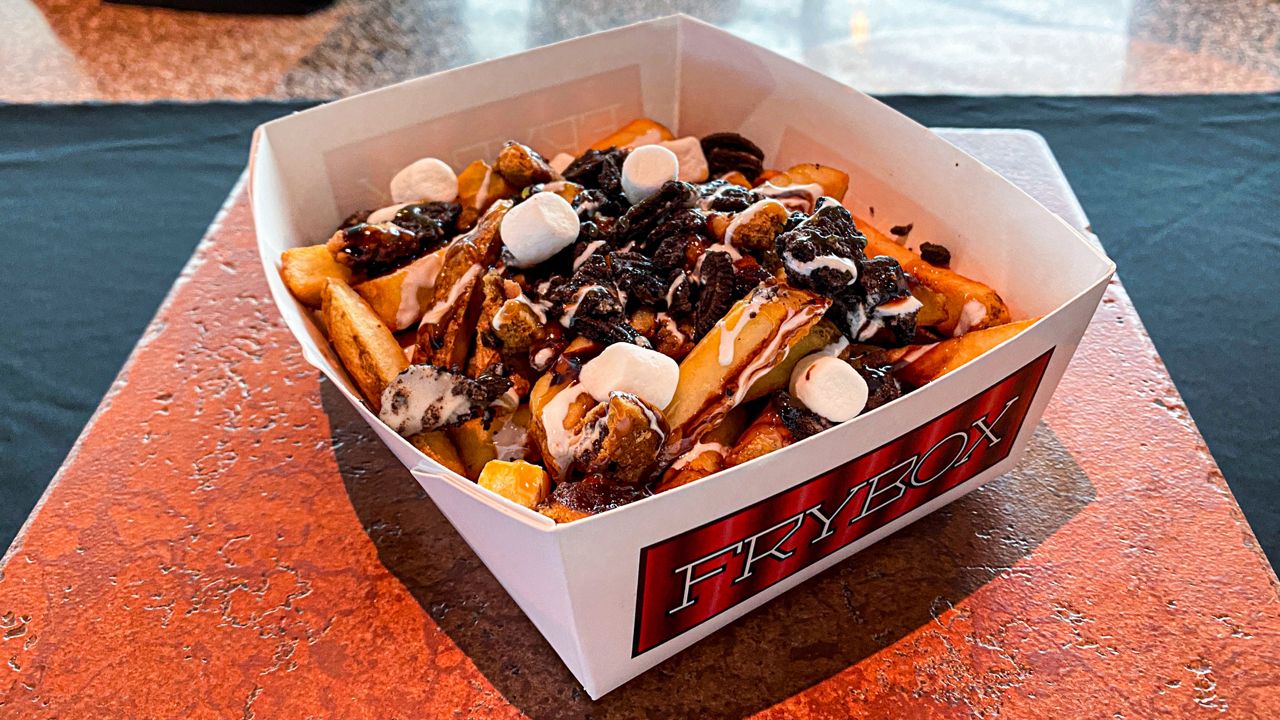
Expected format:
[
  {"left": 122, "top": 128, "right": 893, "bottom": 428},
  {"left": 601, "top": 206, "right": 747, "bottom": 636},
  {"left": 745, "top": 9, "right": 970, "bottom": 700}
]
[
  {"left": 897, "top": 318, "right": 1039, "bottom": 387},
  {"left": 449, "top": 417, "right": 498, "bottom": 480},
  {"left": 281, "top": 244, "right": 352, "bottom": 307},
  {"left": 741, "top": 319, "right": 842, "bottom": 403},
  {"left": 478, "top": 459, "right": 550, "bottom": 508},
  {"left": 321, "top": 278, "right": 408, "bottom": 411},
  {"left": 415, "top": 201, "right": 511, "bottom": 368},
  {"left": 589, "top": 117, "right": 675, "bottom": 150},
  {"left": 529, "top": 373, "right": 596, "bottom": 479},
  {"left": 858, "top": 218, "right": 1011, "bottom": 335},
  {"left": 456, "top": 160, "right": 515, "bottom": 228},
  {"left": 725, "top": 403, "right": 792, "bottom": 467},
  {"left": 410, "top": 430, "right": 468, "bottom": 477},
  {"left": 466, "top": 271, "right": 507, "bottom": 377},
  {"left": 662, "top": 283, "right": 829, "bottom": 458},
  {"left": 353, "top": 249, "right": 445, "bottom": 331},
  {"left": 656, "top": 406, "right": 749, "bottom": 492},
  {"left": 768, "top": 163, "right": 850, "bottom": 202}
]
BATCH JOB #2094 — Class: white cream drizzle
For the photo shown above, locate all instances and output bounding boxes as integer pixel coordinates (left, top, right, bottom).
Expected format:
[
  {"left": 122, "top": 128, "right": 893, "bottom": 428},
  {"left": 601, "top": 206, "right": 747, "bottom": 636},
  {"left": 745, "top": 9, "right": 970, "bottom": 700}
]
[
  {"left": 782, "top": 251, "right": 859, "bottom": 283},
  {"left": 656, "top": 312, "right": 686, "bottom": 342},
  {"left": 474, "top": 165, "right": 493, "bottom": 210},
  {"left": 876, "top": 295, "right": 924, "bottom": 317},
  {"left": 633, "top": 395, "right": 666, "bottom": 440},
  {"left": 755, "top": 182, "right": 825, "bottom": 212},
  {"left": 954, "top": 299, "right": 988, "bottom": 336},
  {"left": 623, "top": 128, "right": 664, "bottom": 149},
  {"left": 730, "top": 304, "right": 824, "bottom": 407},
  {"left": 492, "top": 419, "right": 529, "bottom": 461},
  {"left": 573, "top": 239, "right": 607, "bottom": 270},
  {"left": 665, "top": 273, "right": 686, "bottom": 308},
  {"left": 894, "top": 343, "right": 938, "bottom": 368},
  {"left": 560, "top": 284, "right": 610, "bottom": 328},
  {"left": 540, "top": 382, "right": 592, "bottom": 473},
  {"left": 532, "top": 346, "right": 556, "bottom": 370},
  {"left": 420, "top": 263, "right": 481, "bottom": 327},
  {"left": 716, "top": 293, "right": 769, "bottom": 366},
  {"left": 393, "top": 252, "right": 444, "bottom": 329},
  {"left": 693, "top": 242, "right": 742, "bottom": 282},
  {"left": 697, "top": 184, "right": 735, "bottom": 211},
  {"left": 670, "top": 440, "right": 726, "bottom": 472},
  {"left": 723, "top": 199, "right": 785, "bottom": 247}
]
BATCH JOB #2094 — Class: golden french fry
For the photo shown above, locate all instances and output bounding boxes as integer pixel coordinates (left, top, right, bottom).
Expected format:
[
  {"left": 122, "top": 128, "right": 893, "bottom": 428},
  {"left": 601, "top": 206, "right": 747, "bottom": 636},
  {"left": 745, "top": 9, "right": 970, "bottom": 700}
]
[
  {"left": 656, "top": 406, "right": 749, "bottom": 492},
  {"left": 662, "top": 283, "right": 829, "bottom": 458},
  {"left": 770, "top": 163, "right": 849, "bottom": 202},
  {"left": 352, "top": 249, "right": 445, "bottom": 331},
  {"left": 321, "top": 278, "right": 409, "bottom": 411},
  {"left": 589, "top": 117, "right": 674, "bottom": 151},
  {"left": 741, "top": 318, "right": 842, "bottom": 403},
  {"left": 897, "top": 318, "right": 1039, "bottom": 387},
  {"left": 449, "top": 417, "right": 498, "bottom": 480},
  {"left": 858, "top": 218, "right": 1011, "bottom": 336},
  {"left": 415, "top": 201, "right": 511, "bottom": 368},
  {"left": 457, "top": 160, "right": 515, "bottom": 228},
  {"left": 719, "top": 171, "right": 752, "bottom": 188},
  {"left": 467, "top": 271, "right": 507, "bottom": 376},
  {"left": 478, "top": 459, "right": 550, "bottom": 508},
  {"left": 410, "top": 430, "right": 468, "bottom": 477},
  {"left": 528, "top": 372, "right": 596, "bottom": 479},
  {"left": 725, "top": 404, "right": 792, "bottom": 468},
  {"left": 281, "top": 244, "right": 352, "bottom": 307}
]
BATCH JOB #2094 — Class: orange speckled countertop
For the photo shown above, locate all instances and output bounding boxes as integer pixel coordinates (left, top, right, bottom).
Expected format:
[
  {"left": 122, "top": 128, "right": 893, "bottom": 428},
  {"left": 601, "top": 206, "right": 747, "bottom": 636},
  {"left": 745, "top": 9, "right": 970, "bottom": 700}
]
[{"left": 0, "top": 133, "right": 1276, "bottom": 719}]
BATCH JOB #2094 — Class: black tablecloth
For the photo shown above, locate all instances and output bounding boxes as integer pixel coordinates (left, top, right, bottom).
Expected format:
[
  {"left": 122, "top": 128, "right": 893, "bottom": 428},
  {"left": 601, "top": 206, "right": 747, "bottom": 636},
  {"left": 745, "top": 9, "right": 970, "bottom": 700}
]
[{"left": 1, "top": 96, "right": 1276, "bottom": 562}]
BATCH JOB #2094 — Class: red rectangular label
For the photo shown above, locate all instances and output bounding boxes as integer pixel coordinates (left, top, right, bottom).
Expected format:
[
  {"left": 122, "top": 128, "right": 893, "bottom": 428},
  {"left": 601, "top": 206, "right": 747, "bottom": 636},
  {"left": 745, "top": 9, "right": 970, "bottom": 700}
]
[{"left": 632, "top": 350, "right": 1054, "bottom": 656}]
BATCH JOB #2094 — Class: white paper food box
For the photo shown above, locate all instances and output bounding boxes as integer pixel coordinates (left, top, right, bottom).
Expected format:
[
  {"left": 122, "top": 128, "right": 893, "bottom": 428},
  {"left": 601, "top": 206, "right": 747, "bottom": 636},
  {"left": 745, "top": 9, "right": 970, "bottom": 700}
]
[{"left": 249, "top": 15, "right": 1114, "bottom": 699}]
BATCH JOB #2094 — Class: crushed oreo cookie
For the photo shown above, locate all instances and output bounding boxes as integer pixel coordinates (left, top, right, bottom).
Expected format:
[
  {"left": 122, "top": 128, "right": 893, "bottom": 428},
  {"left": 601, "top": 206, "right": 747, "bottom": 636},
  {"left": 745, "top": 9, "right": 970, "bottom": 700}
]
[
  {"left": 561, "top": 148, "right": 626, "bottom": 196},
  {"left": 701, "top": 132, "right": 766, "bottom": 181},
  {"left": 328, "top": 222, "right": 429, "bottom": 279},
  {"left": 919, "top": 241, "right": 951, "bottom": 267},
  {"left": 774, "top": 391, "right": 834, "bottom": 440},
  {"left": 694, "top": 250, "right": 740, "bottom": 338}
]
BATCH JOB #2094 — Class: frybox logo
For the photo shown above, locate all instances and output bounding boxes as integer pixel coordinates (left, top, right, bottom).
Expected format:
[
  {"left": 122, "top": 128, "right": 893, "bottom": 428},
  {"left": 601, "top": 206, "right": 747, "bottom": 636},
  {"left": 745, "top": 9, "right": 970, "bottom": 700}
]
[{"left": 632, "top": 350, "right": 1054, "bottom": 656}]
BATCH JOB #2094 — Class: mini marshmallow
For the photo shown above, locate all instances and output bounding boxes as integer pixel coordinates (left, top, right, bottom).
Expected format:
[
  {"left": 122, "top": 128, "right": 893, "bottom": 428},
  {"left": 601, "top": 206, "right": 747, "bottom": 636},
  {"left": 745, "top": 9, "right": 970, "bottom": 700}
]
[
  {"left": 621, "top": 144, "right": 679, "bottom": 205},
  {"left": 500, "top": 191, "right": 580, "bottom": 267},
  {"left": 390, "top": 157, "right": 458, "bottom": 204},
  {"left": 366, "top": 202, "right": 410, "bottom": 225},
  {"left": 660, "top": 137, "right": 709, "bottom": 182},
  {"left": 789, "top": 354, "right": 868, "bottom": 423},
  {"left": 549, "top": 152, "right": 576, "bottom": 174},
  {"left": 579, "top": 342, "right": 679, "bottom": 410}
]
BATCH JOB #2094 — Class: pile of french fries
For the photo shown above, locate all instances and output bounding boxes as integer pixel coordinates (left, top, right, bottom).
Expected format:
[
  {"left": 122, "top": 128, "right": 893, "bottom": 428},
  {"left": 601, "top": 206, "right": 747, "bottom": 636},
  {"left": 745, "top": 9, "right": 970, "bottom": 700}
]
[{"left": 279, "top": 118, "right": 1030, "bottom": 521}]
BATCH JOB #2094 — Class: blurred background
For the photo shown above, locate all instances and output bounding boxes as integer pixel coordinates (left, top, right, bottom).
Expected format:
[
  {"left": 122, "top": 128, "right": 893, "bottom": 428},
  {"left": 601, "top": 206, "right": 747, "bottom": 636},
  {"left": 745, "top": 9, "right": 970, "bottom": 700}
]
[
  {"left": 2, "top": 0, "right": 1277, "bottom": 561},
  {"left": 3, "top": 0, "right": 1278, "bottom": 100}
]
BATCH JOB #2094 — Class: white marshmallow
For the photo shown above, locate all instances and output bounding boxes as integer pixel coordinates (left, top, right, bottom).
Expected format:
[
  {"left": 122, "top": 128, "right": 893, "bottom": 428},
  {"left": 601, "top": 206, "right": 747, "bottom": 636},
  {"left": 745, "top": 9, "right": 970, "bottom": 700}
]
[
  {"left": 789, "top": 354, "right": 868, "bottom": 423},
  {"left": 660, "top": 137, "right": 709, "bottom": 182},
  {"left": 499, "top": 191, "right": 580, "bottom": 267},
  {"left": 366, "top": 202, "right": 410, "bottom": 225},
  {"left": 579, "top": 342, "right": 680, "bottom": 410},
  {"left": 621, "top": 144, "right": 679, "bottom": 205},
  {"left": 549, "top": 152, "right": 576, "bottom": 174},
  {"left": 390, "top": 157, "right": 458, "bottom": 204}
]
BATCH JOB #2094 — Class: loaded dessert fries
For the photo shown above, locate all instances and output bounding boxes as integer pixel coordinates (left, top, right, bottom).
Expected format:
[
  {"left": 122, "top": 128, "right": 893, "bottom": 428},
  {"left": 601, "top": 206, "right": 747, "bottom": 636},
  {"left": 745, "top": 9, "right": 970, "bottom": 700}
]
[{"left": 278, "top": 118, "right": 1032, "bottom": 521}]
